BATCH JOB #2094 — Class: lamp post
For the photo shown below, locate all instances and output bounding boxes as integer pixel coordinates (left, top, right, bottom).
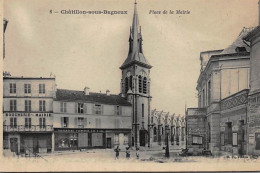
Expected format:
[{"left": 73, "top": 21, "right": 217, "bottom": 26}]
[{"left": 165, "top": 126, "right": 170, "bottom": 158}]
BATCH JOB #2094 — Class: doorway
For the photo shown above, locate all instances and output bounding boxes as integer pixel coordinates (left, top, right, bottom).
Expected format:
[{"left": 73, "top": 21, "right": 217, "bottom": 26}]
[
  {"left": 10, "top": 138, "right": 18, "bottom": 154},
  {"left": 106, "top": 138, "right": 111, "bottom": 148},
  {"left": 140, "top": 130, "right": 147, "bottom": 146}
]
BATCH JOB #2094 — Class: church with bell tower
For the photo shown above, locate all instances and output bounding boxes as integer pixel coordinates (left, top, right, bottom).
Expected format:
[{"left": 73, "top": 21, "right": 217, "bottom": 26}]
[{"left": 120, "top": 1, "right": 152, "bottom": 147}]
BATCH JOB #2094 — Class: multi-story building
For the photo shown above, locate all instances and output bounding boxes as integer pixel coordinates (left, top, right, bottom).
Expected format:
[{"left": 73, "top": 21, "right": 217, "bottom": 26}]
[
  {"left": 187, "top": 27, "right": 253, "bottom": 155},
  {"left": 150, "top": 109, "right": 186, "bottom": 149},
  {"left": 244, "top": 0, "right": 260, "bottom": 156},
  {"left": 120, "top": 2, "right": 152, "bottom": 147},
  {"left": 3, "top": 76, "right": 56, "bottom": 154},
  {"left": 52, "top": 88, "right": 132, "bottom": 151}
]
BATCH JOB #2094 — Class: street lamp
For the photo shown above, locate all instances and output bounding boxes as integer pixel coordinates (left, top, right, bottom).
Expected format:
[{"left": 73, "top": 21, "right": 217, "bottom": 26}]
[{"left": 165, "top": 126, "right": 170, "bottom": 158}]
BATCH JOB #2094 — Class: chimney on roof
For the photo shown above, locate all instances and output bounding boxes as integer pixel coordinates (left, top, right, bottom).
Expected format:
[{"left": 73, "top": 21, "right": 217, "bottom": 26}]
[
  {"left": 84, "top": 87, "right": 90, "bottom": 95},
  {"left": 106, "top": 90, "right": 110, "bottom": 96}
]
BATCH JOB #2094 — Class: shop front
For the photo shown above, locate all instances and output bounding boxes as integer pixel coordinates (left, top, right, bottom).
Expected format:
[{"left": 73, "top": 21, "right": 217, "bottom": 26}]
[
  {"left": 20, "top": 133, "right": 52, "bottom": 154},
  {"left": 54, "top": 128, "right": 106, "bottom": 151},
  {"left": 54, "top": 128, "right": 131, "bottom": 151}
]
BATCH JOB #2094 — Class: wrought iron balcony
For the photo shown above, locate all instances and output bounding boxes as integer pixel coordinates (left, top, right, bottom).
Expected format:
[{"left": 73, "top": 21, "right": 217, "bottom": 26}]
[{"left": 3, "top": 125, "right": 53, "bottom": 132}]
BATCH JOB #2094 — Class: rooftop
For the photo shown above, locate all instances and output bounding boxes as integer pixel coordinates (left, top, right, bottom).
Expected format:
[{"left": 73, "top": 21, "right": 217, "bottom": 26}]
[
  {"left": 3, "top": 76, "right": 55, "bottom": 80},
  {"left": 220, "top": 27, "right": 254, "bottom": 55},
  {"left": 55, "top": 89, "right": 132, "bottom": 106}
]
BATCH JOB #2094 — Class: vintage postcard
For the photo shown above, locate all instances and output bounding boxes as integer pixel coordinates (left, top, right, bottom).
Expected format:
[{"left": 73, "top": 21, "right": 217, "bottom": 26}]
[{"left": 1, "top": 0, "right": 260, "bottom": 171}]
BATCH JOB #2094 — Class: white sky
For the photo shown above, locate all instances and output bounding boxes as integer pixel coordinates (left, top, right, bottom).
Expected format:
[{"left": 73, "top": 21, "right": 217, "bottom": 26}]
[{"left": 3, "top": 0, "right": 259, "bottom": 115}]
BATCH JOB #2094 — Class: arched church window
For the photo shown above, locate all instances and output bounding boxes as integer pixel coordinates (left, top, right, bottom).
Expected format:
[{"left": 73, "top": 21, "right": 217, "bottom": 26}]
[
  {"left": 125, "top": 77, "right": 129, "bottom": 93},
  {"left": 162, "top": 127, "right": 164, "bottom": 135},
  {"left": 129, "top": 76, "right": 133, "bottom": 90},
  {"left": 154, "top": 127, "right": 157, "bottom": 135},
  {"left": 138, "top": 75, "right": 142, "bottom": 93},
  {"left": 143, "top": 77, "right": 147, "bottom": 94}
]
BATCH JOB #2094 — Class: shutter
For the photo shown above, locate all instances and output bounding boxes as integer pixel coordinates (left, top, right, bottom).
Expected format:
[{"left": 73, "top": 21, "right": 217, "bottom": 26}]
[
  {"left": 60, "top": 102, "right": 63, "bottom": 112},
  {"left": 99, "top": 119, "right": 101, "bottom": 128},
  {"left": 84, "top": 118, "right": 88, "bottom": 127},
  {"left": 101, "top": 105, "right": 104, "bottom": 115},
  {"left": 114, "top": 119, "right": 116, "bottom": 128},
  {"left": 84, "top": 103, "right": 87, "bottom": 114},
  {"left": 75, "top": 103, "right": 78, "bottom": 113},
  {"left": 61, "top": 117, "right": 64, "bottom": 127},
  {"left": 92, "top": 104, "right": 95, "bottom": 114},
  {"left": 119, "top": 106, "right": 122, "bottom": 115},
  {"left": 74, "top": 117, "right": 78, "bottom": 128},
  {"left": 114, "top": 106, "right": 117, "bottom": 115},
  {"left": 95, "top": 118, "right": 98, "bottom": 128}
]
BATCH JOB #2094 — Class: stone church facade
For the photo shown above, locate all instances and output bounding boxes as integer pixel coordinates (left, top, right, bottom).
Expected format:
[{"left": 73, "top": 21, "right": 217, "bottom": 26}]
[{"left": 119, "top": 2, "right": 152, "bottom": 147}]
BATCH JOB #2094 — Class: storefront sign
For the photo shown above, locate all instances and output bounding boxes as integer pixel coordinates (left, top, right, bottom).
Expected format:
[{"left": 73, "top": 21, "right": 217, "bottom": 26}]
[
  {"left": 5, "top": 112, "right": 52, "bottom": 117},
  {"left": 249, "top": 134, "right": 255, "bottom": 145},
  {"left": 55, "top": 128, "right": 105, "bottom": 133}
]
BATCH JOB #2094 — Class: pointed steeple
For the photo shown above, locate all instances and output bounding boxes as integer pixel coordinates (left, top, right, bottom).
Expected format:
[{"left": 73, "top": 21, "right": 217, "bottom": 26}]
[{"left": 120, "top": 1, "right": 152, "bottom": 70}]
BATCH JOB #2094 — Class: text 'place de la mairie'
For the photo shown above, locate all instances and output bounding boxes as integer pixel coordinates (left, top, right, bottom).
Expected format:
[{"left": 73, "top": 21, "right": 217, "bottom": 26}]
[{"left": 2, "top": 0, "right": 260, "bottom": 162}]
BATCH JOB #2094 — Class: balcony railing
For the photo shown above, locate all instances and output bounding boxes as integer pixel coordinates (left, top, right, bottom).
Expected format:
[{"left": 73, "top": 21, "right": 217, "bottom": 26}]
[{"left": 3, "top": 125, "right": 53, "bottom": 132}]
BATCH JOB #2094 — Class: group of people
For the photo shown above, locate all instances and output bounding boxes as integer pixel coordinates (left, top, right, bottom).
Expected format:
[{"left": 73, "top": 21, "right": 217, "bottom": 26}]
[{"left": 114, "top": 146, "right": 139, "bottom": 160}]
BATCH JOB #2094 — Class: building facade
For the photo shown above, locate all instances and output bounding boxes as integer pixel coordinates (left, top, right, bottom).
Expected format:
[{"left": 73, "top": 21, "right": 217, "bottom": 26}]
[
  {"left": 52, "top": 88, "right": 132, "bottom": 151},
  {"left": 150, "top": 109, "right": 186, "bottom": 149},
  {"left": 3, "top": 76, "right": 56, "bottom": 154},
  {"left": 120, "top": 2, "right": 152, "bottom": 147},
  {"left": 244, "top": 1, "right": 260, "bottom": 156},
  {"left": 187, "top": 27, "right": 252, "bottom": 155}
]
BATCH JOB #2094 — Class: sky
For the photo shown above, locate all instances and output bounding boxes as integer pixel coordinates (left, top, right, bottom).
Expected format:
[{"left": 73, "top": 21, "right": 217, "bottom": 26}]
[{"left": 3, "top": 0, "right": 259, "bottom": 115}]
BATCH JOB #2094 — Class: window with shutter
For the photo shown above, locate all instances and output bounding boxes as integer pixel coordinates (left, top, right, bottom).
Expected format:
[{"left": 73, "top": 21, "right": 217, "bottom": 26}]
[
  {"left": 84, "top": 118, "right": 88, "bottom": 127},
  {"left": 78, "top": 117, "right": 84, "bottom": 128},
  {"left": 83, "top": 103, "right": 87, "bottom": 114},
  {"left": 74, "top": 117, "right": 78, "bottom": 128},
  {"left": 61, "top": 117, "right": 64, "bottom": 127},
  {"left": 94, "top": 104, "right": 102, "bottom": 115},
  {"left": 95, "top": 118, "right": 98, "bottom": 128}
]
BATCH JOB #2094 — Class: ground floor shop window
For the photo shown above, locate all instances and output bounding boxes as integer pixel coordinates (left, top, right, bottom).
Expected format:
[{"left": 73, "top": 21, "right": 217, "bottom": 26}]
[
  {"left": 55, "top": 133, "right": 78, "bottom": 149},
  {"left": 255, "top": 133, "right": 260, "bottom": 150},
  {"left": 192, "top": 135, "right": 203, "bottom": 145},
  {"left": 225, "top": 122, "right": 232, "bottom": 145},
  {"left": 114, "top": 133, "right": 119, "bottom": 145},
  {"left": 124, "top": 133, "right": 128, "bottom": 145}
]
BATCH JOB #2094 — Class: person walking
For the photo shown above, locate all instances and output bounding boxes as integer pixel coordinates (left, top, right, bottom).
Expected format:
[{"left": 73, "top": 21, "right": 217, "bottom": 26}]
[
  {"left": 126, "top": 147, "right": 130, "bottom": 159},
  {"left": 114, "top": 146, "right": 120, "bottom": 160},
  {"left": 136, "top": 147, "right": 139, "bottom": 159}
]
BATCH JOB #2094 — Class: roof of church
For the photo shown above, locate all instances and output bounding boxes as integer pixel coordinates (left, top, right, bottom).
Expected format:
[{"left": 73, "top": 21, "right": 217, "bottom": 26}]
[
  {"left": 120, "top": 2, "right": 152, "bottom": 69},
  {"left": 220, "top": 27, "right": 253, "bottom": 55},
  {"left": 55, "top": 89, "right": 132, "bottom": 106}
]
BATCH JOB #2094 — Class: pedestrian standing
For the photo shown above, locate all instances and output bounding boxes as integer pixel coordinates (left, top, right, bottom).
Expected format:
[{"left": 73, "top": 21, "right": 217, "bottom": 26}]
[
  {"left": 136, "top": 147, "right": 139, "bottom": 159},
  {"left": 114, "top": 146, "right": 120, "bottom": 160},
  {"left": 126, "top": 147, "right": 130, "bottom": 159}
]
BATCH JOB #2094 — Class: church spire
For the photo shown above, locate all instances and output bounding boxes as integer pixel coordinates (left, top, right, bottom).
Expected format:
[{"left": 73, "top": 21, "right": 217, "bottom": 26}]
[
  {"left": 131, "top": 0, "right": 139, "bottom": 53},
  {"left": 120, "top": 1, "right": 152, "bottom": 70}
]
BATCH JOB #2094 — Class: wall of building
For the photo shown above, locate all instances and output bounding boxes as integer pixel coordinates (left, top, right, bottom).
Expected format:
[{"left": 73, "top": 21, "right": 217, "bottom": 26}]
[
  {"left": 249, "top": 34, "right": 260, "bottom": 94},
  {"left": 53, "top": 101, "right": 132, "bottom": 129},
  {"left": 3, "top": 78, "right": 56, "bottom": 98}
]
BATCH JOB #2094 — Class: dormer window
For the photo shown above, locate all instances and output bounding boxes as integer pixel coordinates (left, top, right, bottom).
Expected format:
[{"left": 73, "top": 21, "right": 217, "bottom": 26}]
[{"left": 235, "top": 47, "right": 247, "bottom": 53}]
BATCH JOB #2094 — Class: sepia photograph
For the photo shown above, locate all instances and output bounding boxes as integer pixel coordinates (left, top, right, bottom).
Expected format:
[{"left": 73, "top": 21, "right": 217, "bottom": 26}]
[{"left": 1, "top": 0, "right": 260, "bottom": 171}]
